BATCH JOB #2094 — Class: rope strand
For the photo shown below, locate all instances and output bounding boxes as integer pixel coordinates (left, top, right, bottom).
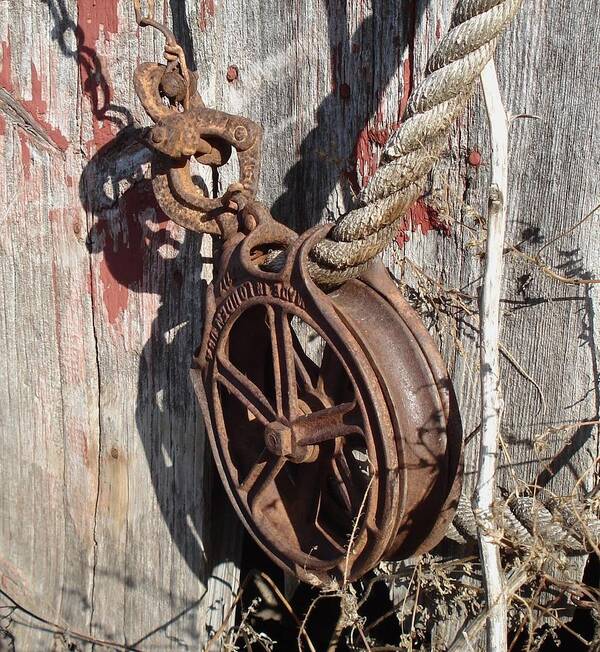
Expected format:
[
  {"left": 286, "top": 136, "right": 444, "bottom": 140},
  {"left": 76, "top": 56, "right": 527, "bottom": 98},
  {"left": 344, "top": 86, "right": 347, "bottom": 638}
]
[{"left": 308, "top": 0, "right": 523, "bottom": 287}]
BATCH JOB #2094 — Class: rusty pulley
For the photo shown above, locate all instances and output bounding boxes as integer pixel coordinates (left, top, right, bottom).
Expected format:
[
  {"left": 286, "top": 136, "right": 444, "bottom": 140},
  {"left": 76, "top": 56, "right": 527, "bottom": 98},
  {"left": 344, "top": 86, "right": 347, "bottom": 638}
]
[{"left": 133, "top": 7, "right": 462, "bottom": 585}]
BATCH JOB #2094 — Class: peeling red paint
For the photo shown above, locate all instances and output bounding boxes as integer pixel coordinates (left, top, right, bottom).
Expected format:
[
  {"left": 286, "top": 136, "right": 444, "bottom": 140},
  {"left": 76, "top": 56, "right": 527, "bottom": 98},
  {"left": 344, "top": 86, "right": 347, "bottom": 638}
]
[
  {"left": 99, "top": 255, "right": 130, "bottom": 326},
  {"left": 226, "top": 65, "right": 238, "bottom": 82},
  {"left": 410, "top": 200, "right": 451, "bottom": 237},
  {"left": 367, "top": 120, "right": 401, "bottom": 148},
  {"left": 95, "top": 182, "right": 170, "bottom": 326},
  {"left": 19, "top": 132, "right": 31, "bottom": 180},
  {"left": 355, "top": 125, "right": 377, "bottom": 188},
  {"left": 0, "top": 41, "right": 13, "bottom": 92},
  {"left": 198, "top": 0, "right": 216, "bottom": 31},
  {"left": 0, "top": 44, "right": 68, "bottom": 149},
  {"left": 330, "top": 43, "right": 340, "bottom": 94},
  {"left": 436, "top": 19, "right": 443, "bottom": 40},
  {"left": 77, "top": 0, "right": 119, "bottom": 153},
  {"left": 98, "top": 203, "right": 143, "bottom": 325},
  {"left": 339, "top": 83, "right": 351, "bottom": 100},
  {"left": 0, "top": 114, "right": 5, "bottom": 136},
  {"left": 21, "top": 63, "right": 70, "bottom": 151},
  {"left": 368, "top": 93, "right": 387, "bottom": 145},
  {"left": 468, "top": 150, "right": 482, "bottom": 167},
  {"left": 395, "top": 199, "right": 451, "bottom": 247},
  {"left": 353, "top": 93, "right": 392, "bottom": 187},
  {"left": 395, "top": 216, "right": 411, "bottom": 247},
  {"left": 77, "top": 0, "right": 119, "bottom": 43},
  {"left": 399, "top": 58, "right": 412, "bottom": 119},
  {"left": 409, "top": 200, "right": 437, "bottom": 236}
]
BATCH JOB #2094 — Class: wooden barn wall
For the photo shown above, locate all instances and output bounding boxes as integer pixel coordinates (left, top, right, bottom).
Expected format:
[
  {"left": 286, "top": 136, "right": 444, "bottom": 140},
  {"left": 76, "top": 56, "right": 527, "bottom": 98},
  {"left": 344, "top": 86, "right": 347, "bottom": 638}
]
[{"left": 0, "top": 0, "right": 598, "bottom": 648}]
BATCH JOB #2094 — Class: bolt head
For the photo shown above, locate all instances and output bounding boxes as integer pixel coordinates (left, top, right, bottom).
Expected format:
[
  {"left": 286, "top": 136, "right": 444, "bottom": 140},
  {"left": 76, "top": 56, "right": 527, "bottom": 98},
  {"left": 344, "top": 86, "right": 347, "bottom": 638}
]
[
  {"left": 265, "top": 422, "right": 293, "bottom": 457},
  {"left": 233, "top": 125, "right": 248, "bottom": 142}
]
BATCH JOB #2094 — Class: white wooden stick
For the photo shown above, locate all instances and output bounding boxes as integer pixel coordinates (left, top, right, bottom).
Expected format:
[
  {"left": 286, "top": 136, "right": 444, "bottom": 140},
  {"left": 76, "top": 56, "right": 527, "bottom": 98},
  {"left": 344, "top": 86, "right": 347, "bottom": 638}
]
[{"left": 474, "top": 58, "right": 510, "bottom": 652}]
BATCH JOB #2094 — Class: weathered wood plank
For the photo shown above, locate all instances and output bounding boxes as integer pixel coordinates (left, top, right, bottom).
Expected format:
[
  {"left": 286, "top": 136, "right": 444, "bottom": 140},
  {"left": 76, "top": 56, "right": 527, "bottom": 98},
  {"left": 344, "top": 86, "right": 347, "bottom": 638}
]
[
  {"left": 0, "top": 1, "right": 99, "bottom": 648},
  {"left": 1, "top": 1, "right": 240, "bottom": 648}
]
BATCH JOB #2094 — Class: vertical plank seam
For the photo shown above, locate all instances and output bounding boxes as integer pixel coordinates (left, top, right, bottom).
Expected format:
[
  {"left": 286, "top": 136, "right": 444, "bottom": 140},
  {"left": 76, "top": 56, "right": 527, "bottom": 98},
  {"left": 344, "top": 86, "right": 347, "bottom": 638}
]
[
  {"left": 87, "top": 227, "right": 103, "bottom": 639},
  {"left": 73, "top": 0, "right": 104, "bottom": 630}
]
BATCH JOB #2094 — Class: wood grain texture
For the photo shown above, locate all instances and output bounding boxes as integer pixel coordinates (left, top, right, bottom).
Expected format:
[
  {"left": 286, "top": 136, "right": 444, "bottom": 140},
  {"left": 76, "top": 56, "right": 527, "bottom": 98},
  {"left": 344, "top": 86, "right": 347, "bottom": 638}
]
[
  {"left": 0, "top": 0, "right": 598, "bottom": 649},
  {"left": 1, "top": 1, "right": 239, "bottom": 648}
]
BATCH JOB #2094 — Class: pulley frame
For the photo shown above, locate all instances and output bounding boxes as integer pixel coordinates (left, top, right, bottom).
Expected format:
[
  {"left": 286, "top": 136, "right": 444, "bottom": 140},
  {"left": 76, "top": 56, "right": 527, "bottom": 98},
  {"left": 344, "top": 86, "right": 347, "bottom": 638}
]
[{"left": 131, "top": 10, "right": 463, "bottom": 585}]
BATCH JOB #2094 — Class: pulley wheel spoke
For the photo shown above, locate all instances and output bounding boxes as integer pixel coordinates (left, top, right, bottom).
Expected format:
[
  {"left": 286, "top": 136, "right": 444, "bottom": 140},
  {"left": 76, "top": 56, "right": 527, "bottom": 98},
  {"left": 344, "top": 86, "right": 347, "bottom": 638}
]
[
  {"left": 215, "top": 354, "right": 277, "bottom": 425},
  {"left": 266, "top": 305, "right": 299, "bottom": 420},
  {"left": 331, "top": 450, "right": 363, "bottom": 513},
  {"left": 247, "top": 455, "right": 287, "bottom": 513},
  {"left": 314, "top": 491, "right": 348, "bottom": 554},
  {"left": 239, "top": 448, "right": 269, "bottom": 492},
  {"left": 293, "top": 345, "right": 319, "bottom": 393}
]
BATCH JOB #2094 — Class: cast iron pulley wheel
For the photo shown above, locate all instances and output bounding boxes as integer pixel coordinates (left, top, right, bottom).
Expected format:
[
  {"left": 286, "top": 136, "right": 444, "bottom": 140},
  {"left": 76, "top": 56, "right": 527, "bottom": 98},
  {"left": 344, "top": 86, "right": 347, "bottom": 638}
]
[{"left": 192, "top": 225, "right": 462, "bottom": 585}]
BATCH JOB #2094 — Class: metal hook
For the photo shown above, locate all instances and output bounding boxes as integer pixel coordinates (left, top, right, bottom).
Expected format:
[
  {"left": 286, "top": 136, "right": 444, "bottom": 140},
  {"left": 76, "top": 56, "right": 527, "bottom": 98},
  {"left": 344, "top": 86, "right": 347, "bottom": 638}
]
[{"left": 133, "top": 0, "right": 191, "bottom": 110}]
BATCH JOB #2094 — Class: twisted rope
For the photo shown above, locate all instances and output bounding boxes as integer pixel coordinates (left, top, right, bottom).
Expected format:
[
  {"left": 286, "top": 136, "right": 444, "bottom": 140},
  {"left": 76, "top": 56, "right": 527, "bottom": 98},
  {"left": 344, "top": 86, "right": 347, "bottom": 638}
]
[
  {"left": 307, "top": 0, "right": 523, "bottom": 287},
  {"left": 450, "top": 492, "right": 600, "bottom": 554}
]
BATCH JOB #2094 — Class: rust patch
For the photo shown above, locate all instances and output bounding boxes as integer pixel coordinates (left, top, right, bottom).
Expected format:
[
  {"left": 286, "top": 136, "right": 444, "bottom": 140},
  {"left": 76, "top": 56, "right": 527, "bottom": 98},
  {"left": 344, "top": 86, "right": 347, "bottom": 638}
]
[
  {"left": 190, "top": 207, "right": 462, "bottom": 583},
  {"left": 198, "top": 0, "right": 216, "bottom": 31},
  {"left": 0, "top": 113, "right": 6, "bottom": 136}
]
